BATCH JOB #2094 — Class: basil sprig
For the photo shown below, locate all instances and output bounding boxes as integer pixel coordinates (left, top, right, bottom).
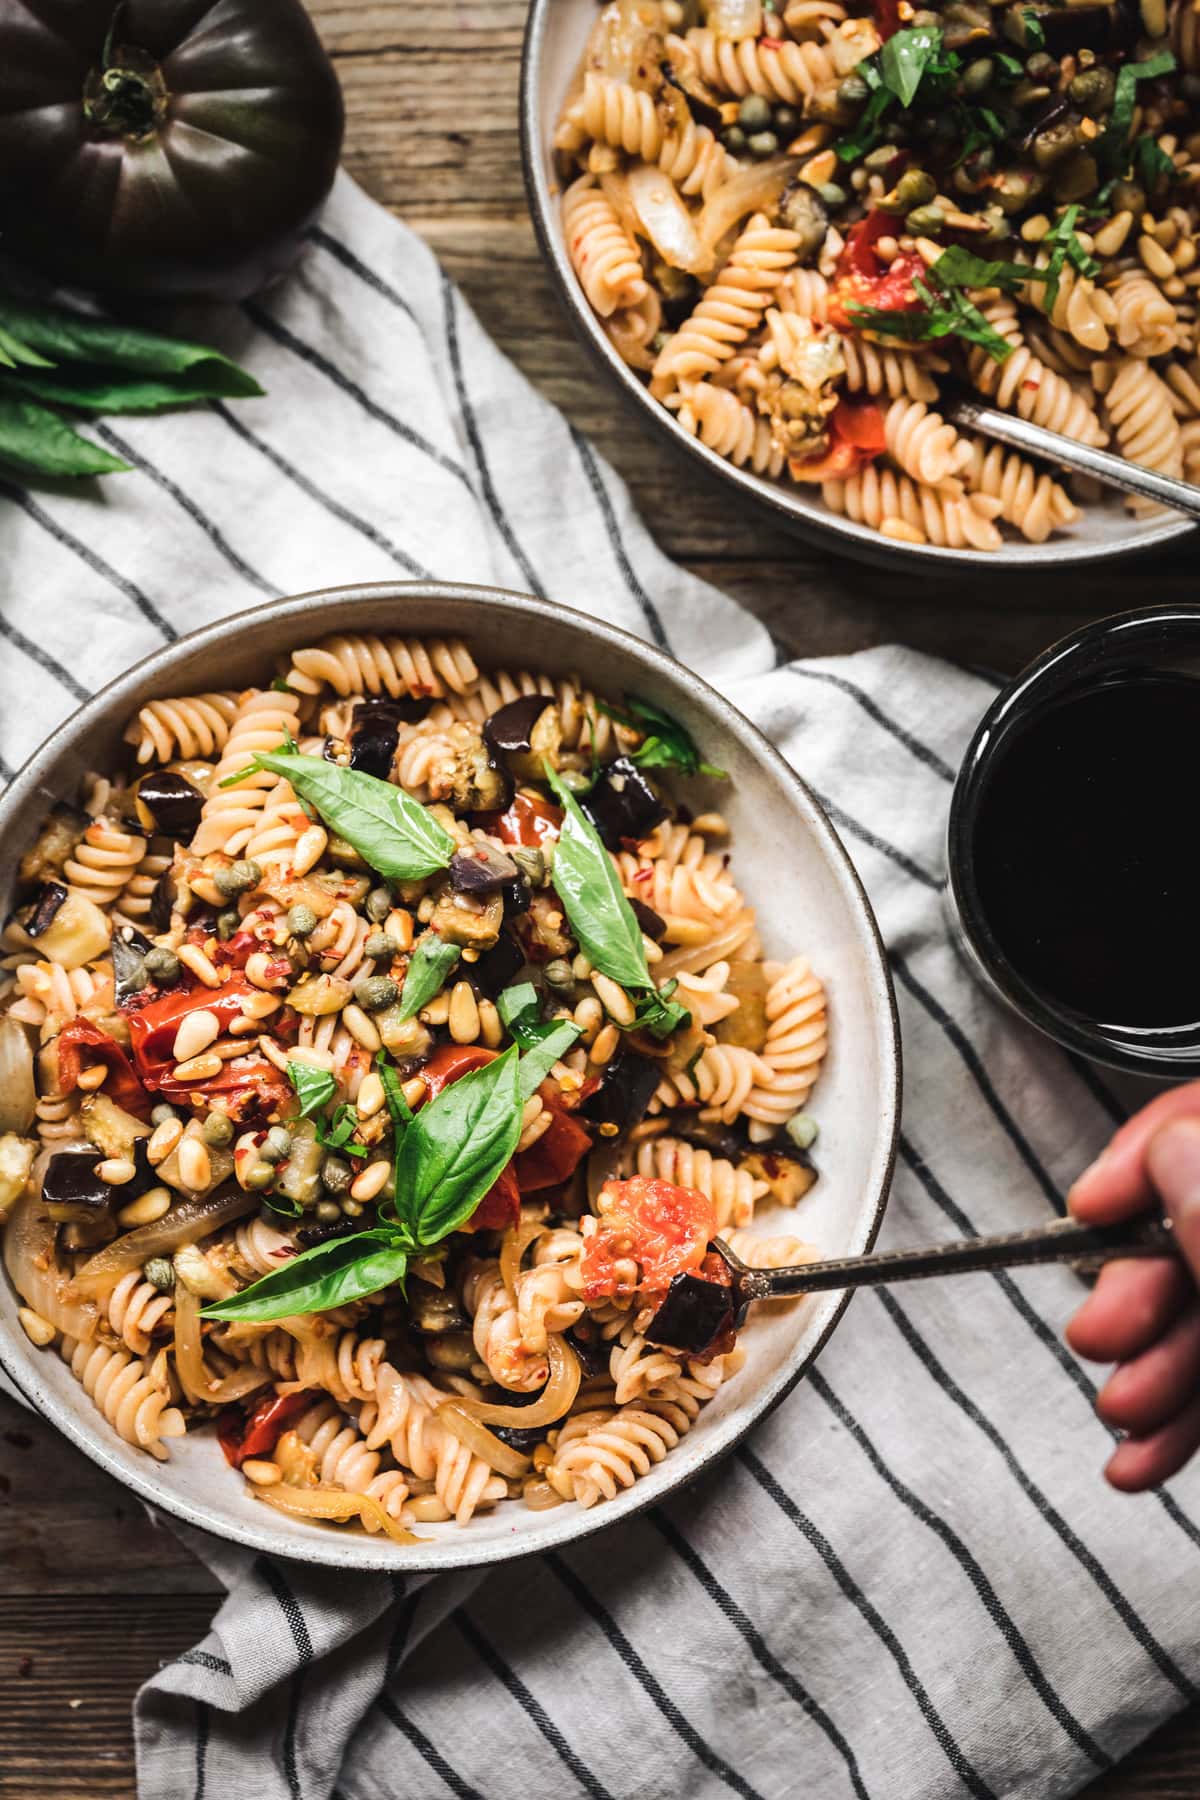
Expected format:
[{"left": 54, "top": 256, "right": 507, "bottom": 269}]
[
  {"left": 598, "top": 694, "right": 726, "bottom": 779},
  {"left": 544, "top": 763, "right": 689, "bottom": 1040},
  {"left": 202, "top": 1047, "right": 522, "bottom": 1324},
  {"left": 850, "top": 271, "right": 1014, "bottom": 362},
  {"left": 219, "top": 747, "right": 455, "bottom": 881},
  {"left": 881, "top": 24, "right": 942, "bottom": 107},
  {"left": 286, "top": 1061, "right": 337, "bottom": 1119},
  {"left": 1100, "top": 51, "right": 1175, "bottom": 174},
  {"left": 498, "top": 982, "right": 583, "bottom": 1099},
  {"left": 398, "top": 932, "right": 461, "bottom": 1021}
]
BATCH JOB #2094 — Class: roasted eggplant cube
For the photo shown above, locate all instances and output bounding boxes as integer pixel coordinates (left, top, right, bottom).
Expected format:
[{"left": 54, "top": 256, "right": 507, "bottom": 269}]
[
  {"left": 582, "top": 757, "right": 668, "bottom": 849},
  {"left": 349, "top": 697, "right": 427, "bottom": 780},
  {"left": 644, "top": 1272, "right": 735, "bottom": 1357},
  {"left": 23, "top": 880, "right": 68, "bottom": 939},
  {"left": 41, "top": 1148, "right": 114, "bottom": 1226},
  {"left": 133, "top": 770, "right": 203, "bottom": 839},
  {"left": 581, "top": 1050, "right": 661, "bottom": 1134}
]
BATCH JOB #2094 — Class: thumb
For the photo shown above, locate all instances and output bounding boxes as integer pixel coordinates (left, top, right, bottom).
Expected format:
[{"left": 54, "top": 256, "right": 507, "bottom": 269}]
[{"left": 1146, "top": 1118, "right": 1200, "bottom": 1283}]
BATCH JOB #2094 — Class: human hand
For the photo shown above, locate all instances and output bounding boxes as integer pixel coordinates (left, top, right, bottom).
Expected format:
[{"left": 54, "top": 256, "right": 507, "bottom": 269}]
[{"left": 1067, "top": 1083, "right": 1200, "bottom": 1492}]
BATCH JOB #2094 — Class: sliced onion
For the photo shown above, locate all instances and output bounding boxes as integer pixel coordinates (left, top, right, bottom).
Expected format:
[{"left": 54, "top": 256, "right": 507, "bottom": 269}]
[
  {"left": 256, "top": 1481, "right": 423, "bottom": 1545},
  {"left": 598, "top": 168, "right": 640, "bottom": 246},
  {"left": 70, "top": 1188, "right": 256, "bottom": 1297},
  {"left": 0, "top": 1018, "right": 36, "bottom": 1135},
  {"left": 627, "top": 162, "right": 704, "bottom": 272},
  {"left": 695, "top": 157, "right": 801, "bottom": 265},
  {"left": 2, "top": 1189, "right": 98, "bottom": 1342},
  {"left": 589, "top": 0, "right": 666, "bottom": 86},
  {"left": 522, "top": 1478, "right": 566, "bottom": 1511},
  {"left": 500, "top": 1218, "right": 547, "bottom": 1300},
  {"left": 173, "top": 1283, "right": 267, "bottom": 1406},
  {"left": 656, "top": 909, "right": 757, "bottom": 982},
  {"left": 437, "top": 1402, "right": 534, "bottom": 1478},
  {"left": 458, "top": 1334, "right": 581, "bottom": 1428},
  {"left": 706, "top": 0, "right": 762, "bottom": 36}
]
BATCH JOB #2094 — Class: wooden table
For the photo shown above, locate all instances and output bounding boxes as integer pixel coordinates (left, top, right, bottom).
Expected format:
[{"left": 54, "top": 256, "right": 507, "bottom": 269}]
[{"left": 2, "top": 5, "right": 1197, "bottom": 1795}]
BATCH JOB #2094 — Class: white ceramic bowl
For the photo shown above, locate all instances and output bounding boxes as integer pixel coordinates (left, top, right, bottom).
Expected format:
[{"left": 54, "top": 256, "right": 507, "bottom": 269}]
[
  {"left": 520, "top": 0, "right": 1195, "bottom": 572},
  {"left": 0, "top": 582, "right": 899, "bottom": 1570}
]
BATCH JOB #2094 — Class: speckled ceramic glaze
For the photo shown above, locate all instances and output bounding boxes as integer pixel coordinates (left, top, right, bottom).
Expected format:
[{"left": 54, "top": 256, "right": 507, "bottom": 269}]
[
  {"left": 519, "top": 0, "right": 1195, "bottom": 573},
  {"left": 0, "top": 582, "right": 900, "bottom": 1569}
]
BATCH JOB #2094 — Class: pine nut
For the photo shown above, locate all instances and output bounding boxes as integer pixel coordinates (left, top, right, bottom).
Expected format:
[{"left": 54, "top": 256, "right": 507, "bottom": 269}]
[
  {"left": 573, "top": 996, "right": 604, "bottom": 1042},
  {"left": 245, "top": 951, "right": 285, "bottom": 989},
  {"left": 97, "top": 1156, "right": 138, "bottom": 1185},
  {"left": 240, "top": 989, "right": 283, "bottom": 1020},
  {"left": 18, "top": 1306, "right": 55, "bottom": 1347},
  {"left": 1020, "top": 213, "right": 1050, "bottom": 243},
  {"left": 387, "top": 909, "right": 414, "bottom": 951},
  {"left": 591, "top": 1023, "right": 620, "bottom": 1066},
  {"left": 228, "top": 1016, "right": 260, "bottom": 1036},
  {"left": 147, "top": 1117, "right": 184, "bottom": 1165},
  {"left": 291, "top": 824, "right": 328, "bottom": 876},
  {"left": 800, "top": 148, "right": 837, "bottom": 187},
  {"left": 258, "top": 1035, "right": 291, "bottom": 1073},
  {"left": 518, "top": 1108, "right": 554, "bottom": 1152},
  {"left": 1140, "top": 234, "right": 1175, "bottom": 280},
  {"left": 642, "top": 936, "right": 663, "bottom": 964},
  {"left": 288, "top": 1045, "right": 336, "bottom": 1071},
  {"left": 177, "top": 942, "right": 222, "bottom": 988},
  {"left": 177, "top": 1136, "right": 212, "bottom": 1191},
  {"left": 172, "top": 1008, "right": 220, "bottom": 1063},
  {"left": 662, "top": 915, "right": 710, "bottom": 946},
  {"left": 1093, "top": 210, "right": 1134, "bottom": 258},
  {"left": 76, "top": 1064, "right": 109, "bottom": 1091},
  {"left": 350, "top": 1159, "right": 391, "bottom": 1202},
  {"left": 420, "top": 993, "right": 451, "bottom": 1026},
  {"left": 242, "top": 1459, "right": 283, "bottom": 1486},
  {"left": 356, "top": 1072, "right": 385, "bottom": 1119},
  {"left": 591, "top": 973, "right": 636, "bottom": 1027},
  {"left": 118, "top": 1185, "right": 172, "bottom": 1227},
  {"left": 401, "top": 1076, "right": 426, "bottom": 1109},
  {"left": 690, "top": 813, "right": 728, "bottom": 837},
  {"left": 478, "top": 998, "right": 503, "bottom": 1049},
  {"left": 188, "top": 875, "right": 225, "bottom": 908},
  {"left": 571, "top": 953, "right": 592, "bottom": 980},
  {"left": 1174, "top": 239, "right": 1197, "bottom": 272},
  {"left": 172, "top": 1052, "right": 223, "bottom": 1083},
  {"left": 448, "top": 980, "right": 480, "bottom": 1044},
  {"left": 340, "top": 1004, "right": 380, "bottom": 1051}
]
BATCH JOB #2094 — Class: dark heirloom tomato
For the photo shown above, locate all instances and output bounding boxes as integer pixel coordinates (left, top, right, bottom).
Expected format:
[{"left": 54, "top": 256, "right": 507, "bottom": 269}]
[{"left": 0, "top": 0, "right": 344, "bottom": 301}]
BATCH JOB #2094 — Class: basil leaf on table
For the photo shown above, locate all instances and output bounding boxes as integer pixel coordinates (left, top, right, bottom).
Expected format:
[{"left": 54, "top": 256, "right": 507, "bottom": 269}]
[
  {"left": 398, "top": 933, "right": 461, "bottom": 1021},
  {"left": 286, "top": 1060, "right": 338, "bottom": 1119},
  {"left": 7, "top": 369, "right": 259, "bottom": 414},
  {"left": 219, "top": 748, "right": 456, "bottom": 881},
  {"left": 0, "top": 325, "right": 53, "bottom": 370},
  {"left": 497, "top": 982, "right": 582, "bottom": 1099},
  {"left": 543, "top": 763, "right": 690, "bottom": 1039},
  {"left": 201, "top": 1231, "right": 409, "bottom": 1324},
  {"left": 392, "top": 1045, "right": 522, "bottom": 1247},
  {"left": 0, "top": 299, "right": 263, "bottom": 393},
  {"left": 0, "top": 397, "right": 130, "bottom": 478}
]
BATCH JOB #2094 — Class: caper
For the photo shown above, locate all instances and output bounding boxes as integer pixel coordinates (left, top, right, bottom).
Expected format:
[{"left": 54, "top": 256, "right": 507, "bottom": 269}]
[
  {"left": 774, "top": 103, "right": 800, "bottom": 134},
  {"left": 144, "top": 1256, "right": 175, "bottom": 1293},
  {"left": 1053, "top": 149, "right": 1099, "bottom": 202},
  {"left": 1112, "top": 179, "right": 1146, "bottom": 214},
  {"left": 838, "top": 72, "right": 870, "bottom": 105},
  {"left": 1069, "top": 66, "right": 1115, "bottom": 111},
  {"left": 510, "top": 846, "right": 546, "bottom": 886},
  {"left": 216, "top": 908, "right": 240, "bottom": 941},
  {"left": 1032, "top": 120, "right": 1080, "bottom": 170},
  {"left": 1012, "top": 78, "right": 1051, "bottom": 109},
  {"left": 993, "top": 166, "right": 1041, "bottom": 213},
  {"left": 355, "top": 974, "right": 399, "bottom": 1011},
  {"left": 203, "top": 1111, "right": 234, "bottom": 1147},
  {"left": 267, "top": 1125, "right": 294, "bottom": 1160},
  {"left": 978, "top": 205, "right": 1012, "bottom": 242},
  {"left": 214, "top": 858, "right": 262, "bottom": 898},
  {"left": 905, "top": 203, "right": 946, "bottom": 233},
  {"left": 722, "top": 125, "right": 748, "bottom": 153},
  {"left": 748, "top": 129, "right": 780, "bottom": 158},
  {"left": 961, "top": 56, "right": 994, "bottom": 94},
  {"left": 1025, "top": 51, "right": 1058, "bottom": 81},
  {"left": 364, "top": 930, "right": 399, "bottom": 961},
  {"left": 246, "top": 1164, "right": 276, "bottom": 1192},
  {"left": 259, "top": 1137, "right": 285, "bottom": 1166},
  {"left": 817, "top": 181, "right": 848, "bottom": 207},
  {"left": 287, "top": 903, "right": 318, "bottom": 939},
  {"left": 150, "top": 1102, "right": 180, "bottom": 1127},
  {"left": 787, "top": 1112, "right": 819, "bottom": 1151},
  {"left": 316, "top": 1199, "right": 342, "bottom": 1224},
  {"left": 144, "top": 947, "right": 181, "bottom": 985},
  {"left": 366, "top": 886, "right": 393, "bottom": 923},
  {"left": 322, "top": 1156, "right": 351, "bottom": 1194},
  {"left": 893, "top": 167, "right": 936, "bottom": 211},
  {"left": 738, "top": 93, "right": 772, "bottom": 131},
  {"left": 341, "top": 1198, "right": 364, "bottom": 1219},
  {"left": 544, "top": 958, "right": 575, "bottom": 991}
]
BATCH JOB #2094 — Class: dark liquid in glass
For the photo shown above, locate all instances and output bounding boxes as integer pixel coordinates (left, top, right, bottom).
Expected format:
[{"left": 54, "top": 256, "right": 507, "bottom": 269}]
[{"left": 972, "top": 673, "right": 1200, "bottom": 1031}]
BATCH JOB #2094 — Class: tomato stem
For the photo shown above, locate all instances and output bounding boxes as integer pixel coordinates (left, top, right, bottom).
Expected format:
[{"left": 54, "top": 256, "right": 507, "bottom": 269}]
[{"left": 84, "top": 31, "right": 168, "bottom": 140}]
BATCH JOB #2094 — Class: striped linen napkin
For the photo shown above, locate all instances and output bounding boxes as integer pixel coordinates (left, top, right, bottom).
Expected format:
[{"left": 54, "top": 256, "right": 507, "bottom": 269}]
[{"left": 2, "top": 173, "right": 1198, "bottom": 1800}]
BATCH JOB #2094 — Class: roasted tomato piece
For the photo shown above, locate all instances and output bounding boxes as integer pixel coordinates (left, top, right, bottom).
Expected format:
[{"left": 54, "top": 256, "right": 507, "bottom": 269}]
[
  {"left": 218, "top": 1390, "right": 314, "bottom": 1469},
  {"left": 57, "top": 1019, "right": 150, "bottom": 1119},
  {"left": 789, "top": 399, "right": 886, "bottom": 483},
  {"left": 478, "top": 790, "right": 563, "bottom": 848},
  {"left": 581, "top": 1176, "right": 715, "bottom": 1303},
  {"left": 514, "top": 1087, "right": 591, "bottom": 1192}
]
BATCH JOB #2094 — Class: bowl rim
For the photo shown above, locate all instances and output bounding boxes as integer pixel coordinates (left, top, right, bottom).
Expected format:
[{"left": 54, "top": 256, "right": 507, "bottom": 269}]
[
  {"left": 0, "top": 578, "right": 901, "bottom": 1570},
  {"left": 518, "top": 0, "right": 1196, "bottom": 575}
]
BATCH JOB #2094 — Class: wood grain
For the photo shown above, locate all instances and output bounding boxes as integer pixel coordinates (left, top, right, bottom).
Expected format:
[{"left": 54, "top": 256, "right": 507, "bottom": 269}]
[{"left": 1, "top": 3, "right": 1196, "bottom": 1797}]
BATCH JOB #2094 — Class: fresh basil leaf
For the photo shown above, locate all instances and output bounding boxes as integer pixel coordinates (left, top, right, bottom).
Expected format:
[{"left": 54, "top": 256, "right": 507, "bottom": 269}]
[
  {"left": 544, "top": 762, "right": 655, "bottom": 992},
  {"left": 263, "top": 1190, "right": 303, "bottom": 1220},
  {"left": 881, "top": 25, "right": 942, "bottom": 107},
  {"left": 317, "top": 1102, "right": 368, "bottom": 1158},
  {"left": 1021, "top": 7, "right": 1045, "bottom": 49},
  {"left": 6, "top": 369, "right": 257, "bottom": 414},
  {"left": 219, "top": 748, "right": 455, "bottom": 881},
  {"left": 0, "top": 397, "right": 130, "bottom": 478},
  {"left": 836, "top": 80, "right": 893, "bottom": 161},
  {"left": 286, "top": 1060, "right": 338, "bottom": 1120},
  {"left": 1100, "top": 51, "right": 1176, "bottom": 172},
  {"left": 201, "top": 1230, "right": 409, "bottom": 1324},
  {"left": 0, "top": 325, "right": 54, "bottom": 369},
  {"left": 0, "top": 299, "right": 263, "bottom": 395},
  {"left": 393, "top": 1045, "right": 522, "bottom": 1247},
  {"left": 498, "top": 982, "right": 539, "bottom": 1031},
  {"left": 1038, "top": 204, "right": 1099, "bottom": 313},
  {"left": 1133, "top": 132, "right": 1175, "bottom": 192},
  {"left": 376, "top": 1051, "right": 413, "bottom": 1131},
  {"left": 398, "top": 933, "right": 461, "bottom": 1022},
  {"left": 930, "top": 244, "right": 1029, "bottom": 294},
  {"left": 517, "top": 1023, "right": 583, "bottom": 1101},
  {"left": 849, "top": 274, "right": 1014, "bottom": 362},
  {"left": 633, "top": 980, "right": 690, "bottom": 1040},
  {"left": 601, "top": 694, "right": 727, "bottom": 779},
  {"left": 994, "top": 51, "right": 1023, "bottom": 79}
]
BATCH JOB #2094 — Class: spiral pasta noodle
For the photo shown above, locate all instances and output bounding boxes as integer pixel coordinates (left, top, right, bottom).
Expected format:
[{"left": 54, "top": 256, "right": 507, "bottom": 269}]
[
  {"left": 562, "top": 175, "right": 650, "bottom": 319},
  {"left": 822, "top": 466, "right": 1004, "bottom": 550},
  {"left": 565, "top": 73, "right": 734, "bottom": 199},
  {"left": 679, "top": 26, "right": 846, "bottom": 103},
  {"left": 284, "top": 634, "right": 478, "bottom": 702},
  {"left": 63, "top": 821, "right": 147, "bottom": 909},
  {"left": 1016, "top": 254, "right": 1116, "bottom": 355},
  {"left": 671, "top": 380, "right": 786, "bottom": 475},
  {"left": 632, "top": 1135, "right": 767, "bottom": 1231},
  {"left": 59, "top": 1336, "right": 185, "bottom": 1460},
  {"left": 744, "top": 957, "right": 829, "bottom": 1130},
  {"left": 1103, "top": 357, "right": 1184, "bottom": 512},
  {"left": 651, "top": 214, "right": 800, "bottom": 395},
  {"left": 1110, "top": 268, "right": 1179, "bottom": 360},
  {"left": 963, "top": 441, "right": 1080, "bottom": 545},
  {"left": 106, "top": 1272, "right": 174, "bottom": 1357},
  {"left": 883, "top": 398, "right": 971, "bottom": 490},
  {"left": 840, "top": 336, "right": 943, "bottom": 403},
  {"left": 123, "top": 693, "right": 238, "bottom": 766},
  {"left": 191, "top": 688, "right": 303, "bottom": 856},
  {"left": 967, "top": 300, "right": 1108, "bottom": 447}
]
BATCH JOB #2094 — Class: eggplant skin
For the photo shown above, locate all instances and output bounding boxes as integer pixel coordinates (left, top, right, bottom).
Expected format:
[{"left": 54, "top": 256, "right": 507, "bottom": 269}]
[{"left": 0, "top": 0, "right": 344, "bottom": 301}]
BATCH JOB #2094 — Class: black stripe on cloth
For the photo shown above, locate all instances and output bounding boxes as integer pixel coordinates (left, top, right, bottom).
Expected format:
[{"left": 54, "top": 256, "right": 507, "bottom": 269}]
[
  {"left": 282, "top": 1671, "right": 306, "bottom": 1800},
  {"left": 453, "top": 1606, "right": 615, "bottom": 1800},
  {"left": 568, "top": 426, "right": 671, "bottom": 653},
  {"left": 94, "top": 424, "right": 276, "bottom": 596},
  {"left": 0, "top": 609, "right": 90, "bottom": 702},
  {"left": 306, "top": 225, "right": 421, "bottom": 328},
  {"left": 546, "top": 1550, "right": 769, "bottom": 1800},
  {"left": 3, "top": 482, "right": 176, "bottom": 640},
  {"left": 648, "top": 1509, "right": 872, "bottom": 1800},
  {"left": 1063, "top": 1051, "right": 1127, "bottom": 1127},
  {"left": 785, "top": 666, "right": 957, "bottom": 783},
  {"left": 739, "top": 1445, "right": 997, "bottom": 1800},
  {"left": 891, "top": 953, "right": 1065, "bottom": 1213},
  {"left": 176, "top": 1649, "right": 233, "bottom": 1677},
  {"left": 245, "top": 301, "right": 474, "bottom": 494},
  {"left": 875, "top": 1288, "right": 1199, "bottom": 1704},
  {"left": 806, "top": 780, "right": 941, "bottom": 889},
  {"left": 193, "top": 1699, "right": 209, "bottom": 1800},
  {"left": 210, "top": 402, "right": 429, "bottom": 579},
  {"left": 809, "top": 1368, "right": 1110, "bottom": 1770},
  {"left": 256, "top": 1557, "right": 314, "bottom": 1664},
  {"left": 378, "top": 1695, "right": 485, "bottom": 1800},
  {"left": 0, "top": 753, "right": 16, "bottom": 782},
  {"left": 386, "top": 1577, "right": 419, "bottom": 1681},
  {"left": 439, "top": 271, "right": 547, "bottom": 599}
]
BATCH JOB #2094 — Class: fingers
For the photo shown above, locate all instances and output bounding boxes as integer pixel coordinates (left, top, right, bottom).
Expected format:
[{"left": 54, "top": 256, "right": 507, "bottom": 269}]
[
  {"left": 1105, "top": 1395, "right": 1200, "bottom": 1493},
  {"left": 1066, "top": 1257, "right": 1191, "bottom": 1363},
  {"left": 1097, "top": 1307, "right": 1200, "bottom": 1435},
  {"left": 1147, "top": 1119, "right": 1200, "bottom": 1281},
  {"left": 1069, "top": 1082, "right": 1200, "bottom": 1224}
]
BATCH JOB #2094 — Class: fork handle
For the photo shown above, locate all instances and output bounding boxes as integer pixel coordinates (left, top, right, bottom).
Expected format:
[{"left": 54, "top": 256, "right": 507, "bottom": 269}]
[{"left": 721, "top": 1215, "right": 1180, "bottom": 1305}]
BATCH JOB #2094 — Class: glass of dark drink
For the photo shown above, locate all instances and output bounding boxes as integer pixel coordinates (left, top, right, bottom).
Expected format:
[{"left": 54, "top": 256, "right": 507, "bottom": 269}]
[{"left": 947, "top": 606, "right": 1200, "bottom": 1076}]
